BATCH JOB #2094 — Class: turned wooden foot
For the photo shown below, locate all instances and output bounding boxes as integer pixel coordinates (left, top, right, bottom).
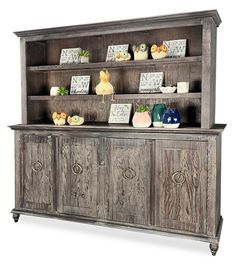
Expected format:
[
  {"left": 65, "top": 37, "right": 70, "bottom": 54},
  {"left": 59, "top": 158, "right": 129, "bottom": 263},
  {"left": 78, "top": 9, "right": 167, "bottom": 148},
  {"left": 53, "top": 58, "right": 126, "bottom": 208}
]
[
  {"left": 13, "top": 213, "right": 20, "bottom": 223},
  {"left": 209, "top": 243, "right": 219, "bottom": 256}
]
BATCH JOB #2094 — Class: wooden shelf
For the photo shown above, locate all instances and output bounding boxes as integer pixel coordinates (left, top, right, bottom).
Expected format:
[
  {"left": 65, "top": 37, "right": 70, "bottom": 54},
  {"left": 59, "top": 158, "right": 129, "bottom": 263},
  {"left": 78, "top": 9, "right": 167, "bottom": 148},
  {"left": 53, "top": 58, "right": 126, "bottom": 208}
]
[
  {"left": 28, "top": 93, "right": 201, "bottom": 101},
  {"left": 9, "top": 123, "right": 226, "bottom": 135},
  {"left": 27, "top": 56, "right": 202, "bottom": 72}
]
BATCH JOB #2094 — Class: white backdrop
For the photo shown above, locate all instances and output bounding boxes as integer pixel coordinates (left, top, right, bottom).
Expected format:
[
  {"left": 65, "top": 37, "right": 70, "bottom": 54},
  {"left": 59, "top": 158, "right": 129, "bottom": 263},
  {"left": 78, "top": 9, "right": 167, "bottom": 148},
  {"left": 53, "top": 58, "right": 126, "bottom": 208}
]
[{"left": 0, "top": 1, "right": 235, "bottom": 265}]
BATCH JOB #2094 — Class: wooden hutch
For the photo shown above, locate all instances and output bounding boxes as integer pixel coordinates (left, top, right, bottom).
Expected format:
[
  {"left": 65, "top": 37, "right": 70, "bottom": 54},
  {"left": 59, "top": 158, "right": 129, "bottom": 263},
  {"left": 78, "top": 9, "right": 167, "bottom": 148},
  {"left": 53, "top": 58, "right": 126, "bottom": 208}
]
[{"left": 10, "top": 10, "right": 225, "bottom": 255}]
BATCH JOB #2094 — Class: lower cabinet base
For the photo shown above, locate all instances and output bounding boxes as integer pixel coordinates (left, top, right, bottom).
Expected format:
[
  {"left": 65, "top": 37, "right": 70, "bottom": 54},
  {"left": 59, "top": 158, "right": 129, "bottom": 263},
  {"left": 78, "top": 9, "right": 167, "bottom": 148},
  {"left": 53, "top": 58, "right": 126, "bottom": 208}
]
[{"left": 11, "top": 208, "right": 223, "bottom": 256}]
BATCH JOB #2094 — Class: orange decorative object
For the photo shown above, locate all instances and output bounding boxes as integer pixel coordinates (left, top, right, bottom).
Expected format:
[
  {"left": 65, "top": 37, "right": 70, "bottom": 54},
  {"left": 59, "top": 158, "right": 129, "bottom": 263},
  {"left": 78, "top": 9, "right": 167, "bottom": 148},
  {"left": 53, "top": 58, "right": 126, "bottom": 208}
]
[
  {"left": 151, "top": 44, "right": 168, "bottom": 59},
  {"left": 52, "top": 112, "right": 67, "bottom": 125}
]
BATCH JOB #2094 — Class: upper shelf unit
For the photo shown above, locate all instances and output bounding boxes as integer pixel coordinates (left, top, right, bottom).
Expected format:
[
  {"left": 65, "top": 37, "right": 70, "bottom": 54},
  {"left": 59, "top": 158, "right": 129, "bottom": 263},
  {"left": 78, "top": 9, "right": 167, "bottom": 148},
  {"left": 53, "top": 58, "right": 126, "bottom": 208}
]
[{"left": 16, "top": 10, "right": 220, "bottom": 128}]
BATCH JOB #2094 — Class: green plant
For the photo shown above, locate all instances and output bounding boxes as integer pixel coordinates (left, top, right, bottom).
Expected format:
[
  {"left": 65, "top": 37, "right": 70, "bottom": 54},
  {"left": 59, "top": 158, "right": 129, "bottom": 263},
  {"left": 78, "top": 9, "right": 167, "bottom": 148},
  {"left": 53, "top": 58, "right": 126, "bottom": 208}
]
[
  {"left": 136, "top": 104, "right": 149, "bottom": 112},
  {"left": 59, "top": 86, "right": 69, "bottom": 96},
  {"left": 79, "top": 49, "right": 90, "bottom": 57}
]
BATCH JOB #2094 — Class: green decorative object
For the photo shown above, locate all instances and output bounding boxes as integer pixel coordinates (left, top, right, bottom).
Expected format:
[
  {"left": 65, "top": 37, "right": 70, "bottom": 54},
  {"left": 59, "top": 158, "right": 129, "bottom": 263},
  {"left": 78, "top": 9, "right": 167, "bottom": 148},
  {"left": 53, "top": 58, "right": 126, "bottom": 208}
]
[
  {"left": 79, "top": 50, "right": 90, "bottom": 63},
  {"left": 152, "top": 103, "right": 166, "bottom": 128},
  {"left": 58, "top": 86, "right": 69, "bottom": 96}
]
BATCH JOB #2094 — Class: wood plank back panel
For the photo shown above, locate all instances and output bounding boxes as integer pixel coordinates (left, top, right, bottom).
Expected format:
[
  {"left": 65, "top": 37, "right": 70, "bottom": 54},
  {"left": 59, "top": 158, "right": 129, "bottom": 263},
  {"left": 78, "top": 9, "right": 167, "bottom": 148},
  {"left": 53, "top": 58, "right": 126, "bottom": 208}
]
[
  {"left": 27, "top": 97, "right": 201, "bottom": 125},
  {"left": 42, "top": 26, "right": 202, "bottom": 65},
  {"left": 43, "top": 62, "right": 201, "bottom": 94}
]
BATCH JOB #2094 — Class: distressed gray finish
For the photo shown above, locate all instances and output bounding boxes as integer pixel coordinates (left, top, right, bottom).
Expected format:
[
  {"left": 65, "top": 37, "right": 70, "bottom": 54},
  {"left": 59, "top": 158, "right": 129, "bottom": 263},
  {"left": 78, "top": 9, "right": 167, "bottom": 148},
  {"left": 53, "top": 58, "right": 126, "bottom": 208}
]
[
  {"left": 15, "top": 132, "right": 55, "bottom": 211},
  {"left": 58, "top": 136, "right": 99, "bottom": 217},
  {"left": 155, "top": 140, "right": 208, "bottom": 234},
  {"left": 107, "top": 138, "right": 152, "bottom": 225},
  {"left": 11, "top": 10, "right": 225, "bottom": 256},
  {"left": 16, "top": 10, "right": 220, "bottom": 128},
  {"left": 11, "top": 128, "right": 223, "bottom": 255}
]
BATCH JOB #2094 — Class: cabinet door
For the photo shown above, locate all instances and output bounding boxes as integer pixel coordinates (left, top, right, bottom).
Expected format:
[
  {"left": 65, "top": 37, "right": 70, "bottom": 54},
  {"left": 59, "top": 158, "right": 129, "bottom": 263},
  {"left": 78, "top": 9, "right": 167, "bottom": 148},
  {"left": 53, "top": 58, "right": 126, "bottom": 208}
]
[
  {"left": 108, "top": 138, "right": 152, "bottom": 226},
  {"left": 155, "top": 140, "right": 207, "bottom": 234},
  {"left": 19, "top": 134, "right": 55, "bottom": 211},
  {"left": 59, "top": 136, "right": 99, "bottom": 217}
]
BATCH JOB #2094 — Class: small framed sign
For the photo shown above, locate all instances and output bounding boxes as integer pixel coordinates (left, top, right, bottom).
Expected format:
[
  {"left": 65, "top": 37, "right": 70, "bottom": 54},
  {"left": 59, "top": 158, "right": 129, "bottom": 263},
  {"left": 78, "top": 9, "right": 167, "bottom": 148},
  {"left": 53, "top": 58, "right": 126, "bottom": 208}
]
[
  {"left": 108, "top": 104, "right": 132, "bottom": 124},
  {"left": 163, "top": 39, "right": 187, "bottom": 57},
  {"left": 60, "top": 48, "right": 82, "bottom": 64},
  {"left": 106, "top": 44, "right": 129, "bottom": 62},
  {"left": 70, "top": 76, "right": 90, "bottom": 94},
  {"left": 139, "top": 72, "right": 164, "bottom": 93}
]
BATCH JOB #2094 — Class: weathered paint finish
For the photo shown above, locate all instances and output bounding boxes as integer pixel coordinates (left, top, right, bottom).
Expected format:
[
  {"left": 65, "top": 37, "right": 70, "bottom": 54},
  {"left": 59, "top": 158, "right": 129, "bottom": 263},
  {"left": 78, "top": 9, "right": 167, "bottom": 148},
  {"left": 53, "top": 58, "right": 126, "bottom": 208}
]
[
  {"left": 155, "top": 140, "right": 208, "bottom": 234},
  {"left": 58, "top": 136, "right": 99, "bottom": 217},
  {"left": 16, "top": 132, "right": 55, "bottom": 211},
  {"left": 107, "top": 138, "right": 152, "bottom": 225},
  {"left": 12, "top": 10, "right": 224, "bottom": 255}
]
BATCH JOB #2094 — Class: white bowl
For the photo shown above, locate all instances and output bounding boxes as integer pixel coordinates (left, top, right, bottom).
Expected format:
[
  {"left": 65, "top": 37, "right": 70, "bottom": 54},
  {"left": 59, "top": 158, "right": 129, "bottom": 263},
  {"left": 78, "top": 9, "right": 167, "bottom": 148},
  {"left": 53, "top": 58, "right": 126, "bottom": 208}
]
[{"left": 160, "top": 86, "right": 177, "bottom": 93}]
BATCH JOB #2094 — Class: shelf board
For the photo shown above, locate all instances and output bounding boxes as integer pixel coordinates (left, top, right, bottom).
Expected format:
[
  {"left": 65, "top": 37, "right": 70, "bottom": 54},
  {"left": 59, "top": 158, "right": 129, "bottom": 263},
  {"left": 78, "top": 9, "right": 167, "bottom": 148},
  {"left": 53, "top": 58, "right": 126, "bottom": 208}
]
[
  {"left": 9, "top": 123, "right": 226, "bottom": 135},
  {"left": 27, "top": 56, "right": 202, "bottom": 72},
  {"left": 28, "top": 93, "right": 201, "bottom": 101}
]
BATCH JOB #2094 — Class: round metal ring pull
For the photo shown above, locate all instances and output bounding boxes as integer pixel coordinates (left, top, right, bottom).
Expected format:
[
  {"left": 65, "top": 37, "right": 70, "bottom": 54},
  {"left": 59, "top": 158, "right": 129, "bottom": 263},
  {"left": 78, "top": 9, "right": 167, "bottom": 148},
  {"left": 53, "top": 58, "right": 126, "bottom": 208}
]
[
  {"left": 123, "top": 167, "right": 136, "bottom": 180},
  {"left": 171, "top": 170, "right": 185, "bottom": 185},
  {"left": 32, "top": 161, "right": 43, "bottom": 172},
  {"left": 72, "top": 163, "right": 83, "bottom": 175}
]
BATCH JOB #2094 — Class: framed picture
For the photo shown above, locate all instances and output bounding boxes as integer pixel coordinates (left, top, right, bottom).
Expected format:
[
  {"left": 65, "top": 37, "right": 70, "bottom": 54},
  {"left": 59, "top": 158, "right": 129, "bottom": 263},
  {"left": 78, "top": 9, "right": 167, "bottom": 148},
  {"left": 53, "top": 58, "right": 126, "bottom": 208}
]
[
  {"left": 70, "top": 76, "right": 90, "bottom": 94},
  {"left": 139, "top": 72, "right": 164, "bottom": 93},
  {"left": 163, "top": 39, "right": 187, "bottom": 57},
  {"left": 106, "top": 44, "right": 129, "bottom": 62},
  {"left": 59, "top": 48, "right": 82, "bottom": 64},
  {"left": 108, "top": 104, "right": 132, "bottom": 124}
]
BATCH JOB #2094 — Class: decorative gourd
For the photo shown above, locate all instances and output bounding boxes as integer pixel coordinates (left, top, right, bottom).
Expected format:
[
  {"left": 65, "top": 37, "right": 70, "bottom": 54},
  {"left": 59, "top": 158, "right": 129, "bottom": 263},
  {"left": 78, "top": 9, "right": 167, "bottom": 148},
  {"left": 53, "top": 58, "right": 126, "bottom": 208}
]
[{"left": 95, "top": 69, "right": 114, "bottom": 103}]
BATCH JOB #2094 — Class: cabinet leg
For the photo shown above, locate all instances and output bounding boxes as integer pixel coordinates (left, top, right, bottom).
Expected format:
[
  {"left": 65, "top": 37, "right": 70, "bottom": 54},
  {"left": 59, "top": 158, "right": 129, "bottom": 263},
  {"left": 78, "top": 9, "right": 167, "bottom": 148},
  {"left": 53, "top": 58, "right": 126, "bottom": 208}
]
[
  {"left": 209, "top": 243, "right": 219, "bottom": 256},
  {"left": 13, "top": 213, "right": 20, "bottom": 223}
]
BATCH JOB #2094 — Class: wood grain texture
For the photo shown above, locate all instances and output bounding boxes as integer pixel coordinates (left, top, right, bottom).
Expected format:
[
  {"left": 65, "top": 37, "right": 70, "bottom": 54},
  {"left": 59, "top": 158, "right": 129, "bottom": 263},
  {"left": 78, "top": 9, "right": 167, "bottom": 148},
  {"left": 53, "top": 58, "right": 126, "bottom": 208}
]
[
  {"left": 107, "top": 138, "right": 152, "bottom": 225},
  {"left": 20, "top": 39, "right": 27, "bottom": 124},
  {"left": 58, "top": 136, "right": 99, "bottom": 217},
  {"left": 201, "top": 17, "right": 217, "bottom": 128},
  {"left": 18, "top": 133, "right": 55, "bottom": 211},
  {"left": 206, "top": 134, "right": 221, "bottom": 236},
  {"left": 12, "top": 10, "right": 224, "bottom": 254},
  {"left": 155, "top": 139, "right": 208, "bottom": 234},
  {"left": 26, "top": 97, "right": 201, "bottom": 125},
  {"left": 27, "top": 56, "right": 202, "bottom": 71},
  {"left": 28, "top": 92, "right": 201, "bottom": 101},
  {"left": 12, "top": 127, "right": 224, "bottom": 253},
  {"left": 9, "top": 123, "right": 226, "bottom": 135}
]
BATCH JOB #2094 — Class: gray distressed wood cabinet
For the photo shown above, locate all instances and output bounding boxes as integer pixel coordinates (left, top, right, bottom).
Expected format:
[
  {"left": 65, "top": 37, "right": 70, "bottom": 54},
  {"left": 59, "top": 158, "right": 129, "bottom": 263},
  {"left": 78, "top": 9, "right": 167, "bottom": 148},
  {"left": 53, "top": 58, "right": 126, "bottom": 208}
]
[{"left": 10, "top": 10, "right": 225, "bottom": 255}]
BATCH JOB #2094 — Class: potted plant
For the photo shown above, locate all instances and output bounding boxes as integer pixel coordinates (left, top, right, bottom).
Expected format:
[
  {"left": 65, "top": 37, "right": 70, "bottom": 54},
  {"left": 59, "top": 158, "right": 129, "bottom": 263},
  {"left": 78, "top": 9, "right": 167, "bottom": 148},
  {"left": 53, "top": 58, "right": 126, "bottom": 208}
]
[
  {"left": 79, "top": 49, "right": 90, "bottom": 63},
  {"left": 132, "top": 104, "right": 152, "bottom": 128},
  {"left": 58, "top": 86, "right": 69, "bottom": 96}
]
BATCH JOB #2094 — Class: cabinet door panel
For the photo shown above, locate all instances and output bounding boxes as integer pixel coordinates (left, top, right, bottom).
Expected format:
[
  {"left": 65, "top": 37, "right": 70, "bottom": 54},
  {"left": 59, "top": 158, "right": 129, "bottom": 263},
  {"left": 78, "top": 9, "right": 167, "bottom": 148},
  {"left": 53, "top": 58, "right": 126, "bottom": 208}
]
[
  {"left": 155, "top": 140, "right": 207, "bottom": 234},
  {"left": 59, "top": 136, "right": 98, "bottom": 217},
  {"left": 20, "top": 134, "right": 55, "bottom": 211},
  {"left": 108, "top": 139, "right": 152, "bottom": 226}
]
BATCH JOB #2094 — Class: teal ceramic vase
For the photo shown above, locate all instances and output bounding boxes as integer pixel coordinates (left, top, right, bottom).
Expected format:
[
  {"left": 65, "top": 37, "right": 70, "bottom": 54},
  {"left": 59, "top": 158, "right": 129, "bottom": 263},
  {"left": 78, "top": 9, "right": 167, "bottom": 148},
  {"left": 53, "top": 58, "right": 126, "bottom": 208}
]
[{"left": 152, "top": 103, "right": 166, "bottom": 127}]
